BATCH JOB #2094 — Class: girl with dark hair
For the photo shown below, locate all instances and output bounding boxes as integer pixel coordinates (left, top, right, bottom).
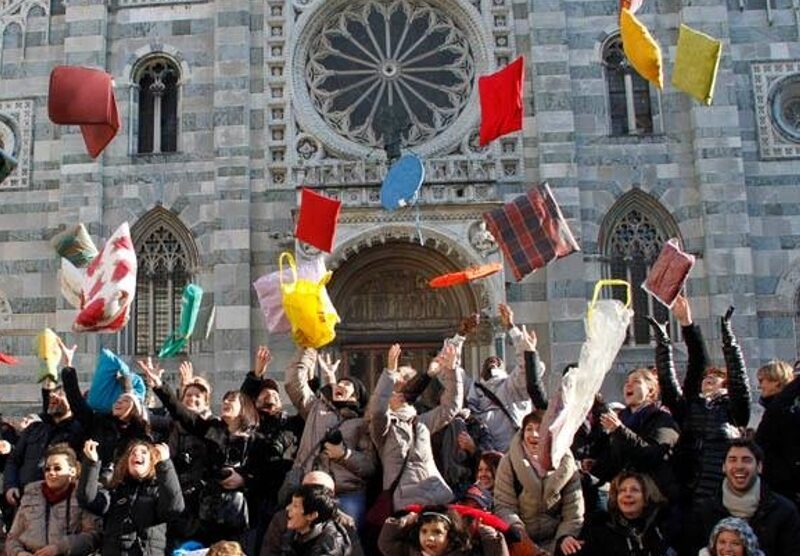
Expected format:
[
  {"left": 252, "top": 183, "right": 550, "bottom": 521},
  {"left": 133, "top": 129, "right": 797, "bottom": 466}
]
[
  {"left": 378, "top": 505, "right": 508, "bottom": 556},
  {"left": 78, "top": 439, "right": 184, "bottom": 556},
  {"left": 574, "top": 471, "right": 675, "bottom": 556},
  {"left": 138, "top": 359, "right": 267, "bottom": 546},
  {"left": 5, "top": 443, "right": 100, "bottom": 556}
]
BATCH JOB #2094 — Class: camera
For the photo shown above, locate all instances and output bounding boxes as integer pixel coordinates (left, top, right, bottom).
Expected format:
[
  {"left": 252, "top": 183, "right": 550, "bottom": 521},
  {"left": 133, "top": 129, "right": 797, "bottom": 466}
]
[{"left": 322, "top": 428, "right": 343, "bottom": 446}]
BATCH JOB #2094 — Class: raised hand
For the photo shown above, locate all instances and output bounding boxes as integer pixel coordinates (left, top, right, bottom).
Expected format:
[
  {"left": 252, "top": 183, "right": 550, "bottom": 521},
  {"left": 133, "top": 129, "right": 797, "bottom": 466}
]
[
  {"left": 458, "top": 313, "right": 480, "bottom": 336},
  {"left": 136, "top": 357, "right": 164, "bottom": 389},
  {"left": 387, "top": 343, "right": 401, "bottom": 372},
  {"left": 646, "top": 316, "right": 670, "bottom": 345},
  {"left": 721, "top": 306, "right": 736, "bottom": 345},
  {"left": 672, "top": 294, "right": 692, "bottom": 326},
  {"left": 178, "top": 361, "right": 193, "bottom": 389},
  {"left": 499, "top": 303, "right": 514, "bottom": 331},
  {"left": 254, "top": 345, "right": 272, "bottom": 377},
  {"left": 83, "top": 439, "right": 99, "bottom": 463},
  {"left": 154, "top": 443, "right": 170, "bottom": 463},
  {"left": 318, "top": 352, "right": 341, "bottom": 384},
  {"left": 438, "top": 343, "right": 458, "bottom": 371},
  {"left": 520, "top": 324, "right": 537, "bottom": 352},
  {"left": 56, "top": 337, "right": 78, "bottom": 368}
]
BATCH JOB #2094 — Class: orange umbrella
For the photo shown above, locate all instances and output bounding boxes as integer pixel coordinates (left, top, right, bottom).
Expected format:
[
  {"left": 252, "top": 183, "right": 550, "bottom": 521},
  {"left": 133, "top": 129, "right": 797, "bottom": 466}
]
[
  {"left": 0, "top": 352, "right": 19, "bottom": 365},
  {"left": 429, "top": 262, "right": 503, "bottom": 288}
]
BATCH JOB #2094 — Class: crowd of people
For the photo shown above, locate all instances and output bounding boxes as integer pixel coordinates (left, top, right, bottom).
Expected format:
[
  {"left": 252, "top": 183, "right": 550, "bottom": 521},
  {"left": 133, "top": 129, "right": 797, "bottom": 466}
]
[{"left": 0, "top": 296, "right": 798, "bottom": 556}]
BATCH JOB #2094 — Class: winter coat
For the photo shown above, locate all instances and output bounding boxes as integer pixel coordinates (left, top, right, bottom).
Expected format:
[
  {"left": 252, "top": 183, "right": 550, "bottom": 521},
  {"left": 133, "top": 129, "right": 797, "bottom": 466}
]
[
  {"left": 4, "top": 480, "right": 101, "bottom": 556},
  {"left": 378, "top": 514, "right": 509, "bottom": 556},
  {"left": 62, "top": 366, "right": 153, "bottom": 482},
  {"left": 494, "top": 431, "right": 584, "bottom": 552},
  {"left": 655, "top": 323, "right": 749, "bottom": 503},
  {"left": 277, "top": 519, "right": 353, "bottom": 556},
  {"left": 575, "top": 505, "right": 674, "bottom": 556},
  {"left": 0, "top": 416, "right": 18, "bottom": 474},
  {"left": 590, "top": 403, "right": 680, "bottom": 501},
  {"left": 78, "top": 458, "right": 184, "bottom": 556},
  {"left": 369, "top": 365, "right": 464, "bottom": 510},
  {"left": 755, "top": 377, "right": 800, "bottom": 508},
  {"left": 3, "top": 416, "right": 84, "bottom": 493},
  {"left": 433, "top": 411, "right": 493, "bottom": 500},
  {"left": 466, "top": 327, "right": 531, "bottom": 453},
  {"left": 284, "top": 348, "right": 376, "bottom": 495},
  {"left": 261, "top": 508, "right": 363, "bottom": 556},
  {"left": 689, "top": 481, "right": 800, "bottom": 556}
]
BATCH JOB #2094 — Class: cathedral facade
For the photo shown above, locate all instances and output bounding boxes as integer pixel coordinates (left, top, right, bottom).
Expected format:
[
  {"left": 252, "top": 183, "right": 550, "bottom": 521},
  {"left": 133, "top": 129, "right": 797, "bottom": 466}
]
[{"left": 0, "top": 0, "right": 799, "bottom": 411}]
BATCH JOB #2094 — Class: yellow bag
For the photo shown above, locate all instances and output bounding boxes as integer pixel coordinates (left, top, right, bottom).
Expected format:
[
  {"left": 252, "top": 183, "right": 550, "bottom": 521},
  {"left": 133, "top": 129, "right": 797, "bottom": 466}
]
[
  {"left": 279, "top": 252, "right": 339, "bottom": 348},
  {"left": 671, "top": 23, "right": 722, "bottom": 105},
  {"left": 35, "top": 328, "right": 61, "bottom": 383},
  {"left": 620, "top": 8, "right": 664, "bottom": 89}
]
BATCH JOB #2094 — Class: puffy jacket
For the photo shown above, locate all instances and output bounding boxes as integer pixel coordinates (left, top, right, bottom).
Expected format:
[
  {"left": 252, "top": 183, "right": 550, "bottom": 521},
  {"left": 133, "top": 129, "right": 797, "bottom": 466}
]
[
  {"left": 494, "top": 431, "right": 584, "bottom": 553},
  {"left": 3, "top": 417, "right": 84, "bottom": 494},
  {"left": 466, "top": 327, "right": 532, "bottom": 453},
  {"left": 261, "top": 508, "right": 363, "bottom": 556},
  {"left": 284, "top": 348, "right": 375, "bottom": 495},
  {"left": 576, "top": 505, "right": 674, "bottom": 556},
  {"left": 655, "top": 323, "right": 750, "bottom": 503},
  {"left": 277, "top": 519, "right": 353, "bottom": 556},
  {"left": 689, "top": 480, "right": 800, "bottom": 556},
  {"left": 78, "top": 458, "right": 184, "bottom": 556},
  {"left": 4, "top": 480, "right": 101, "bottom": 556},
  {"left": 756, "top": 377, "right": 800, "bottom": 508},
  {"left": 378, "top": 513, "right": 509, "bottom": 556},
  {"left": 591, "top": 403, "right": 680, "bottom": 501},
  {"left": 370, "top": 365, "right": 464, "bottom": 510}
]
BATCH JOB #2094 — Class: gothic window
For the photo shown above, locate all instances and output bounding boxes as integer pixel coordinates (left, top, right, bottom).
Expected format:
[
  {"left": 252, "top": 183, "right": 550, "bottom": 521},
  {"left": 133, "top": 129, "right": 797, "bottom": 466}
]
[
  {"left": 135, "top": 57, "right": 179, "bottom": 154},
  {"left": 600, "top": 193, "right": 681, "bottom": 345},
  {"left": 603, "top": 34, "right": 653, "bottom": 136},
  {"left": 50, "top": 0, "right": 66, "bottom": 15},
  {"left": 305, "top": 0, "right": 475, "bottom": 149},
  {"left": 121, "top": 210, "right": 197, "bottom": 355}
]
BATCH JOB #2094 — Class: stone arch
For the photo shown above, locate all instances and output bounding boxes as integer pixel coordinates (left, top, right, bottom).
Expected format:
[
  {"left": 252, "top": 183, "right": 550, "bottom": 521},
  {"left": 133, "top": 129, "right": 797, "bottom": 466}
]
[
  {"left": 597, "top": 188, "right": 682, "bottom": 252},
  {"left": 122, "top": 44, "right": 190, "bottom": 87}
]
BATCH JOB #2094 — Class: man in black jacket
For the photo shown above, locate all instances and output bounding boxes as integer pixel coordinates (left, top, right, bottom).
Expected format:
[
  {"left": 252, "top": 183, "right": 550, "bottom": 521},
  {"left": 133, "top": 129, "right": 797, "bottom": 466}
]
[
  {"left": 2, "top": 383, "right": 84, "bottom": 508},
  {"left": 690, "top": 438, "right": 800, "bottom": 556}
]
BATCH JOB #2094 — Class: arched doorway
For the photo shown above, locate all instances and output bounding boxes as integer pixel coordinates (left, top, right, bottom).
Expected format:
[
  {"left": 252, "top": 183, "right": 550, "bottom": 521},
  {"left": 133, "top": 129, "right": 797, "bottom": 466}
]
[{"left": 328, "top": 240, "right": 494, "bottom": 392}]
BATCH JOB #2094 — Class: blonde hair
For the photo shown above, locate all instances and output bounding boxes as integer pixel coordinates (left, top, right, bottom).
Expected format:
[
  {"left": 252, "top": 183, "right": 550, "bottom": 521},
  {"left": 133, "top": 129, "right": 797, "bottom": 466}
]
[
  {"left": 626, "top": 368, "right": 660, "bottom": 402},
  {"left": 756, "top": 360, "right": 794, "bottom": 388},
  {"left": 207, "top": 541, "right": 245, "bottom": 556}
]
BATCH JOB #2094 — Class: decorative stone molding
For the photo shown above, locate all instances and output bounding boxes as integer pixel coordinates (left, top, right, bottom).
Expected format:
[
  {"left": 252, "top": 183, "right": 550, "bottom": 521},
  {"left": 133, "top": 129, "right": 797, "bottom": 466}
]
[
  {"left": 753, "top": 60, "right": 800, "bottom": 160},
  {"left": 0, "top": 99, "right": 33, "bottom": 190},
  {"left": 469, "top": 220, "right": 498, "bottom": 257},
  {"left": 0, "top": 0, "right": 48, "bottom": 57},
  {"left": 266, "top": 0, "right": 289, "bottom": 186},
  {"left": 289, "top": 0, "right": 493, "bottom": 160},
  {"left": 113, "top": 0, "right": 205, "bottom": 7},
  {"left": 0, "top": 289, "right": 11, "bottom": 327}
]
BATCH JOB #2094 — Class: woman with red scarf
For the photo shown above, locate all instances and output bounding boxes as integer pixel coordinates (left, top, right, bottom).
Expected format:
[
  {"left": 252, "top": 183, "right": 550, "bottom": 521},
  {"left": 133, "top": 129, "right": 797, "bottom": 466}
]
[{"left": 4, "top": 443, "right": 100, "bottom": 556}]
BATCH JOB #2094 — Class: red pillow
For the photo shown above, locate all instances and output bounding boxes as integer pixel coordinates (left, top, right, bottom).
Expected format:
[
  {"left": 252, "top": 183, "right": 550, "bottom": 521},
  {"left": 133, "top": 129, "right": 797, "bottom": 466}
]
[
  {"left": 295, "top": 188, "right": 342, "bottom": 253},
  {"left": 479, "top": 56, "right": 525, "bottom": 146}
]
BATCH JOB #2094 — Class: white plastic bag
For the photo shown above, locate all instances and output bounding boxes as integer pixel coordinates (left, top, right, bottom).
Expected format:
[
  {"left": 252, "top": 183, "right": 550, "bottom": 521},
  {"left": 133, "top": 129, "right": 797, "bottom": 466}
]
[{"left": 60, "top": 258, "right": 85, "bottom": 309}]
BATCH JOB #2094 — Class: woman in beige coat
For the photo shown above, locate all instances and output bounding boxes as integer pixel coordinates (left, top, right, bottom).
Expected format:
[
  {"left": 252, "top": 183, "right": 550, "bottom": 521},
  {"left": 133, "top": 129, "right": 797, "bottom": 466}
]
[
  {"left": 4, "top": 443, "right": 100, "bottom": 556},
  {"left": 494, "top": 410, "right": 585, "bottom": 555}
]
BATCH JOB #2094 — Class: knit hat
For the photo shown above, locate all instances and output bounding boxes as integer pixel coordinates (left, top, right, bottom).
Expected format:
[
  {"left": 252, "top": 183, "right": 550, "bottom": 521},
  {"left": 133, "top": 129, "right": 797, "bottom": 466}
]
[
  {"left": 707, "top": 517, "right": 764, "bottom": 556},
  {"left": 339, "top": 376, "right": 368, "bottom": 409},
  {"left": 461, "top": 483, "right": 493, "bottom": 511},
  {"left": 257, "top": 378, "right": 280, "bottom": 395},
  {"left": 182, "top": 376, "right": 212, "bottom": 401}
]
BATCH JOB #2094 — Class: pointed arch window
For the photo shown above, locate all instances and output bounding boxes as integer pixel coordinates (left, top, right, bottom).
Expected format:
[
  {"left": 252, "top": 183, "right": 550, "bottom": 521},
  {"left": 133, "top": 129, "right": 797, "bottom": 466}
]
[
  {"left": 603, "top": 34, "right": 653, "bottom": 136},
  {"left": 120, "top": 210, "right": 198, "bottom": 355},
  {"left": 600, "top": 193, "right": 681, "bottom": 345},
  {"left": 134, "top": 57, "right": 179, "bottom": 154}
]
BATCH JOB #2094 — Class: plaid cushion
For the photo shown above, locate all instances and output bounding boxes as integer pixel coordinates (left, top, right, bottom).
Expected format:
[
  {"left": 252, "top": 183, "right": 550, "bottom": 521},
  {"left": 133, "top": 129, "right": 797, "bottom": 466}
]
[{"left": 483, "top": 183, "right": 580, "bottom": 281}]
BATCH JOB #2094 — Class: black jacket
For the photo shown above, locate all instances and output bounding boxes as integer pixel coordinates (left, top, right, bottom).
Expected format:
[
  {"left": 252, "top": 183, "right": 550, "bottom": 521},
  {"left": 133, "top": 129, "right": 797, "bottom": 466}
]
[
  {"left": 3, "top": 415, "right": 84, "bottom": 493},
  {"left": 0, "top": 416, "right": 18, "bottom": 474},
  {"left": 78, "top": 458, "right": 184, "bottom": 556},
  {"left": 756, "top": 377, "right": 800, "bottom": 508},
  {"left": 591, "top": 404, "right": 680, "bottom": 501},
  {"left": 279, "top": 519, "right": 353, "bottom": 556},
  {"left": 576, "top": 506, "right": 674, "bottom": 556},
  {"left": 655, "top": 323, "right": 750, "bottom": 503},
  {"left": 689, "top": 481, "right": 800, "bottom": 556}
]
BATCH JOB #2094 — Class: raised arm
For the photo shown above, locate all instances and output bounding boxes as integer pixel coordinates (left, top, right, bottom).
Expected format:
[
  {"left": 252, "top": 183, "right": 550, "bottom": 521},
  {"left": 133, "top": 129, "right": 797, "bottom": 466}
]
[
  {"left": 419, "top": 345, "right": 464, "bottom": 434},
  {"left": 498, "top": 305, "right": 536, "bottom": 404},
  {"left": 520, "top": 325, "right": 548, "bottom": 410},
  {"left": 77, "top": 440, "right": 111, "bottom": 516},
  {"left": 369, "top": 344, "right": 401, "bottom": 445},
  {"left": 283, "top": 347, "right": 319, "bottom": 419},
  {"left": 153, "top": 444, "right": 185, "bottom": 521},
  {"left": 674, "top": 295, "right": 708, "bottom": 400},
  {"left": 61, "top": 366, "right": 96, "bottom": 431},
  {"left": 720, "top": 307, "right": 751, "bottom": 427},
  {"left": 241, "top": 346, "right": 273, "bottom": 402},
  {"left": 139, "top": 358, "right": 211, "bottom": 437},
  {"left": 648, "top": 317, "right": 685, "bottom": 422}
]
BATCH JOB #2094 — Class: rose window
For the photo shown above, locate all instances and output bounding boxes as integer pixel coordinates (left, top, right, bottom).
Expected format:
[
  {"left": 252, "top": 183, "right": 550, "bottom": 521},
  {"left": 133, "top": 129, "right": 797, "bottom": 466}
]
[
  {"left": 771, "top": 74, "right": 800, "bottom": 143},
  {"left": 305, "top": 0, "right": 475, "bottom": 149}
]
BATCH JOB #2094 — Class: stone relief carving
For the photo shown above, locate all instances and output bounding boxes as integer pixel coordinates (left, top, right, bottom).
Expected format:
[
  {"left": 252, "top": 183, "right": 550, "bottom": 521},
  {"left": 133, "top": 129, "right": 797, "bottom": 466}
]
[
  {"left": 469, "top": 220, "right": 498, "bottom": 257},
  {"left": 752, "top": 60, "right": 800, "bottom": 160},
  {"left": 0, "top": 99, "right": 33, "bottom": 190}
]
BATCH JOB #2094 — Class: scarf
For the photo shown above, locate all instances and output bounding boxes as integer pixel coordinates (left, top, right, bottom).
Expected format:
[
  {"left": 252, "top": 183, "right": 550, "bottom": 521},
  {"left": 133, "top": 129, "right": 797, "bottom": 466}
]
[
  {"left": 42, "top": 482, "right": 74, "bottom": 505},
  {"left": 619, "top": 402, "right": 661, "bottom": 432},
  {"left": 389, "top": 404, "right": 418, "bottom": 423},
  {"left": 723, "top": 477, "right": 761, "bottom": 518}
]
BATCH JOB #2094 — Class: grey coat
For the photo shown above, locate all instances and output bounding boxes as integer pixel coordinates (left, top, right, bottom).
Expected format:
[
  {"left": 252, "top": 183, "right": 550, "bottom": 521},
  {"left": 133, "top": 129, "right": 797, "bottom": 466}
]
[{"left": 369, "top": 364, "right": 463, "bottom": 510}]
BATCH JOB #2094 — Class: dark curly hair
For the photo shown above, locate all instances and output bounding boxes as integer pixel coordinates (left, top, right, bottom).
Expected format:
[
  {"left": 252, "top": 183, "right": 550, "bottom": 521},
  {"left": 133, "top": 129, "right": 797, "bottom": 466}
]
[{"left": 406, "top": 505, "right": 471, "bottom": 553}]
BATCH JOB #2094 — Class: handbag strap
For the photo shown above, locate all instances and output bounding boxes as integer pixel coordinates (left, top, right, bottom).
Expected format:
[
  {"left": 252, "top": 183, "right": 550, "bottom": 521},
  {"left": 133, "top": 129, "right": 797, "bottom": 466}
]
[
  {"left": 476, "top": 382, "right": 520, "bottom": 431},
  {"left": 389, "top": 417, "right": 417, "bottom": 492}
]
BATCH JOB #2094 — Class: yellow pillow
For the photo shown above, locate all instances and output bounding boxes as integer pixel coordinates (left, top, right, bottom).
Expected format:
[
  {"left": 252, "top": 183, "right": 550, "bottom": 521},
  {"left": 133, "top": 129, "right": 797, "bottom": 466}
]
[
  {"left": 620, "top": 8, "right": 664, "bottom": 89},
  {"left": 671, "top": 23, "right": 722, "bottom": 105}
]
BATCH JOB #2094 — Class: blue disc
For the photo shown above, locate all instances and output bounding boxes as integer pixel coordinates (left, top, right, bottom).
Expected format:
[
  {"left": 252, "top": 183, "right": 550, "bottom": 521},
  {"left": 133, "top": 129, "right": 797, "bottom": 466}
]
[{"left": 380, "top": 154, "right": 425, "bottom": 211}]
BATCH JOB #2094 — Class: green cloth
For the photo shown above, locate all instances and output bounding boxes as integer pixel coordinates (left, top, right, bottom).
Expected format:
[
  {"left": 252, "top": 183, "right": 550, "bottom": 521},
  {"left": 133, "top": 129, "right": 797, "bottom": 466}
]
[
  {"left": 50, "top": 223, "right": 98, "bottom": 268},
  {"left": 671, "top": 23, "right": 722, "bottom": 105},
  {"left": 158, "top": 283, "right": 203, "bottom": 358}
]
